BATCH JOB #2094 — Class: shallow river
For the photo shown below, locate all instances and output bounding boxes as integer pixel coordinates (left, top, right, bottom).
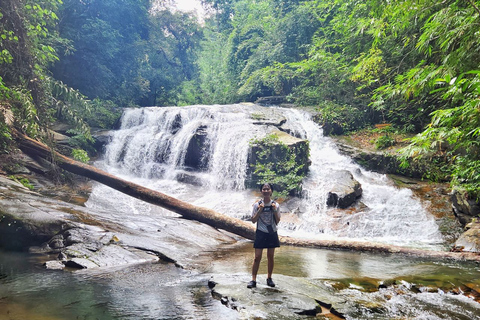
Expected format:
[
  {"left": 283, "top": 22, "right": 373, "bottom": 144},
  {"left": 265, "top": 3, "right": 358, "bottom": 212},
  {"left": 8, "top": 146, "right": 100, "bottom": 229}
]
[{"left": 1, "top": 243, "right": 479, "bottom": 320}]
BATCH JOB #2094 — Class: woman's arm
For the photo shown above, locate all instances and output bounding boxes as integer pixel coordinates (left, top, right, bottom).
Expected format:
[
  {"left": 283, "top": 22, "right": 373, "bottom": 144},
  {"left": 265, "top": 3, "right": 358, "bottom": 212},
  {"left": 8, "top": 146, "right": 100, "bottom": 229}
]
[
  {"left": 251, "top": 202, "right": 263, "bottom": 223},
  {"left": 272, "top": 202, "right": 281, "bottom": 224}
]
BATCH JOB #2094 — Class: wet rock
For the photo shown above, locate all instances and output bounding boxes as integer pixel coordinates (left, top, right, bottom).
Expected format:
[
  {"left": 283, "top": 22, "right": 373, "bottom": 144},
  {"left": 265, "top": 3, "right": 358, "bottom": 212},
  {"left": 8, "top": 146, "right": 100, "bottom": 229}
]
[
  {"left": 250, "top": 112, "right": 287, "bottom": 127},
  {"left": 44, "top": 260, "right": 65, "bottom": 270},
  {"left": 0, "top": 177, "right": 74, "bottom": 250},
  {"left": 322, "top": 121, "right": 345, "bottom": 136},
  {"left": 28, "top": 243, "right": 52, "bottom": 254},
  {"left": 255, "top": 96, "right": 286, "bottom": 106},
  {"left": 58, "top": 252, "right": 68, "bottom": 261},
  {"left": 454, "top": 218, "right": 480, "bottom": 253},
  {"left": 0, "top": 174, "right": 238, "bottom": 270},
  {"left": 451, "top": 190, "right": 480, "bottom": 226},
  {"left": 184, "top": 125, "right": 209, "bottom": 170},
  {"left": 175, "top": 171, "right": 204, "bottom": 186},
  {"left": 171, "top": 113, "right": 182, "bottom": 134},
  {"left": 208, "top": 279, "right": 217, "bottom": 289},
  {"left": 91, "top": 130, "right": 112, "bottom": 154},
  {"left": 208, "top": 273, "right": 347, "bottom": 319},
  {"left": 247, "top": 129, "right": 310, "bottom": 193},
  {"left": 48, "top": 234, "right": 65, "bottom": 250},
  {"left": 326, "top": 170, "right": 362, "bottom": 209},
  {"left": 335, "top": 142, "right": 425, "bottom": 178},
  {"left": 65, "top": 258, "right": 99, "bottom": 269},
  {"left": 378, "top": 279, "right": 396, "bottom": 289}
]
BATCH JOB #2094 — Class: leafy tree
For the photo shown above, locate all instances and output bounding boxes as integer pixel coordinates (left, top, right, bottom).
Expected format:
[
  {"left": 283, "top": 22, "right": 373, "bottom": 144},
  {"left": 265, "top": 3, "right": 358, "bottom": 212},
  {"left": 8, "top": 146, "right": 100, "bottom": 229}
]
[
  {"left": 51, "top": 0, "right": 151, "bottom": 106},
  {"left": 178, "top": 27, "right": 236, "bottom": 105},
  {"left": 1, "top": 0, "right": 63, "bottom": 136},
  {"left": 140, "top": 9, "right": 202, "bottom": 106},
  {"left": 1, "top": 0, "right": 93, "bottom": 153}
]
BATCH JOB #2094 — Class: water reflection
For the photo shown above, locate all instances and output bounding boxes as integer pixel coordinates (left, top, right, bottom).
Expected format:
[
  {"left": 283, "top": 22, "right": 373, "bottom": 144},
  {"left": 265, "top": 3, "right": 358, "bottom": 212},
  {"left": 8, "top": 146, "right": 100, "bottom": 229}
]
[
  {"left": 206, "top": 243, "right": 479, "bottom": 281},
  {"left": 0, "top": 251, "right": 237, "bottom": 320},
  {"left": 1, "top": 246, "right": 479, "bottom": 320}
]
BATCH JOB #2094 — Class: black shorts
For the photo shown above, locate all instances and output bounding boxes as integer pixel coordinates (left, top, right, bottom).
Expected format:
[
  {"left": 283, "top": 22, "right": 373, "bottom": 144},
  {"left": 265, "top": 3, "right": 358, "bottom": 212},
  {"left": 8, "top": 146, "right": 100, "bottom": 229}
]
[{"left": 253, "top": 229, "right": 280, "bottom": 249}]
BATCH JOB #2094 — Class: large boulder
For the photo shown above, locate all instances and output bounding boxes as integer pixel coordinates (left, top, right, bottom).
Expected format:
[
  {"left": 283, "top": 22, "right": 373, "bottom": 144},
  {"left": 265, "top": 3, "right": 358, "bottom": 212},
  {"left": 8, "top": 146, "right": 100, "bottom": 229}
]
[
  {"left": 246, "top": 129, "right": 310, "bottom": 192},
  {"left": 0, "top": 177, "right": 74, "bottom": 250},
  {"left": 326, "top": 170, "right": 363, "bottom": 209},
  {"left": 451, "top": 190, "right": 480, "bottom": 227},
  {"left": 454, "top": 219, "right": 480, "bottom": 253},
  {"left": 335, "top": 142, "right": 426, "bottom": 178},
  {"left": 184, "top": 125, "right": 209, "bottom": 170}
]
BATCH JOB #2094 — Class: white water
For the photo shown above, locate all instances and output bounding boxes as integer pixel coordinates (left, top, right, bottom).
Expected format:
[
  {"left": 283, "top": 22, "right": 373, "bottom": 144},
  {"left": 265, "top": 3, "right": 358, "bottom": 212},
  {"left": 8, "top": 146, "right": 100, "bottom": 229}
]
[{"left": 86, "top": 104, "right": 444, "bottom": 249}]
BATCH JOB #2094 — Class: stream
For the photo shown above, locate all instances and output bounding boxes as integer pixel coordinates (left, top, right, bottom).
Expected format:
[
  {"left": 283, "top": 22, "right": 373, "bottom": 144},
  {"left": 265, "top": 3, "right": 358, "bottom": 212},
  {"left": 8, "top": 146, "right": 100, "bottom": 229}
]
[
  {"left": 1, "top": 245, "right": 479, "bottom": 319},
  {"left": 1, "top": 104, "right": 479, "bottom": 319}
]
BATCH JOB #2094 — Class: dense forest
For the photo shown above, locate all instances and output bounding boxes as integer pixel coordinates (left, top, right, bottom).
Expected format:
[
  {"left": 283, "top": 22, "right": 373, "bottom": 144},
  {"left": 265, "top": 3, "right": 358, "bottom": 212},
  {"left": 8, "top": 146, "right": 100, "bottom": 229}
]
[{"left": 0, "top": 0, "right": 479, "bottom": 199}]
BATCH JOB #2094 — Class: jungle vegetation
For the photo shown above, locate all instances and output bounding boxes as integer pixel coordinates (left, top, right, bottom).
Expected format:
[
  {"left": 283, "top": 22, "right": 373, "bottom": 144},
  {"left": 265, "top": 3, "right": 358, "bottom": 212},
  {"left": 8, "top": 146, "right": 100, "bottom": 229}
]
[{"left": 1, "top": 0, "right": 479, "bottom": 199}]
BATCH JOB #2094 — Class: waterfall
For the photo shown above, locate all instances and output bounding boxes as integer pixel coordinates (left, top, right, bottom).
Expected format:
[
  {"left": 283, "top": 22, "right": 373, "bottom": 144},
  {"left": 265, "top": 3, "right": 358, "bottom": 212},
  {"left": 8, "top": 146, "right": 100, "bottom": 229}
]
[{"left": 86, "top": 104, "right": 444, "bottom": 249}]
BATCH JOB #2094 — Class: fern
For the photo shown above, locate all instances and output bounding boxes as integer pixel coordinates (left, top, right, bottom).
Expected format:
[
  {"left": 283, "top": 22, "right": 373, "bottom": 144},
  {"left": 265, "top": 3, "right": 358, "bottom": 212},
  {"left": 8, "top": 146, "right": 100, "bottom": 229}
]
[{"left": 44, "top": 76, "right": 93, "bottom": 141}]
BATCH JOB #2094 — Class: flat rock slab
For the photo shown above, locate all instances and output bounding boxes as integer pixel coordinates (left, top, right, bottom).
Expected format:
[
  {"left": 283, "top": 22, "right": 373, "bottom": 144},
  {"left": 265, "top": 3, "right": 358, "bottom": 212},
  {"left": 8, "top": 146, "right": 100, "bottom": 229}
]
[
  {"left": 0, "top": 176, "right": 238, "bottom": 270},
  {"left": 208, "top": 273, "right": 348, "bottom": 319}
]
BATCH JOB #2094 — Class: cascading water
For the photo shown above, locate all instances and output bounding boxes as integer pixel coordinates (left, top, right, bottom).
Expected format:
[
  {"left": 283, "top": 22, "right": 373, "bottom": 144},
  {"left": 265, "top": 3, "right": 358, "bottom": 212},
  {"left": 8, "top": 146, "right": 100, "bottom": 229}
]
[{"left": 86, "top": 104, "right": 443, "bottom": 249}]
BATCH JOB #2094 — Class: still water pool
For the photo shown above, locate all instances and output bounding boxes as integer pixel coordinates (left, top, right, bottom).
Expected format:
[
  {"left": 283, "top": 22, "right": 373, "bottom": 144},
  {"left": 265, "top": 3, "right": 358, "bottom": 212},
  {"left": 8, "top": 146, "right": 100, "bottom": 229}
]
[
  {"left": 0, "top": 250, "right": 237, "bottom": 320},
  {"left": 1, "top": 244, "right": 479, "bottom": 320}
]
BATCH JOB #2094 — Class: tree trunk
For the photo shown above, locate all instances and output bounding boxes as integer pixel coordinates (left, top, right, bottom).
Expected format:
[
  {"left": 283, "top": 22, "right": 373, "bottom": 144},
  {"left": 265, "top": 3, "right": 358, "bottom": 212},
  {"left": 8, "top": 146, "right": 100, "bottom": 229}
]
[{"left": 14, "top": 131, "right": 480, "bottom": 263}]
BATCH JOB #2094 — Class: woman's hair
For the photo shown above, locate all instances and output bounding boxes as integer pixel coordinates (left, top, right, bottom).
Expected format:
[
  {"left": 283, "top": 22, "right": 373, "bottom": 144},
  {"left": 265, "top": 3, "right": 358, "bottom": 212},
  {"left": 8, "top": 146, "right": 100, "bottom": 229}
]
[{"left": 259, "top": 183, "right": 274, "bottom": 192}]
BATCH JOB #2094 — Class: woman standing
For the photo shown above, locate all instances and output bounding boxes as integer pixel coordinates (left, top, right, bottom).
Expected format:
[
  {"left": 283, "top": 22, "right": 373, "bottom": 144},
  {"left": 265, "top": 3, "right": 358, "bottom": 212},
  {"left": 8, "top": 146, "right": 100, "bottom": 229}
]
[{"left": 247, "top": 183, "right": 281, "bottom": 288}]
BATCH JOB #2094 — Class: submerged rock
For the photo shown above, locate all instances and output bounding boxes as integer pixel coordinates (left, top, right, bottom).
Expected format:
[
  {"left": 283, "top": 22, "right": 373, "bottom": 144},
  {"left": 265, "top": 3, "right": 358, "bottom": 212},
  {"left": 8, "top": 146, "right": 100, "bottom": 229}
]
[{"left": 44, "top": 260, "right": 65, "bottom": 270}]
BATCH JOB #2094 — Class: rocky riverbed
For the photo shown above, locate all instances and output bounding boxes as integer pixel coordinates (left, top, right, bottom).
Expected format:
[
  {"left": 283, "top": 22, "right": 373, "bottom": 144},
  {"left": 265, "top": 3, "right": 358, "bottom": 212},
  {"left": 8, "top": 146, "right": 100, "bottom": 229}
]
[{"left": 1, "top": 137, "right": 479, "bottom": 319}]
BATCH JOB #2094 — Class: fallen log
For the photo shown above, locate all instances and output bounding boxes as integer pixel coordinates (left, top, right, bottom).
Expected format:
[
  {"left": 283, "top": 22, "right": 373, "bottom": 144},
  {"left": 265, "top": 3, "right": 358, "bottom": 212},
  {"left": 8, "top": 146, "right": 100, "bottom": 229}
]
[{"left": 14, "top": 131, "right": 480, "bottom": 263}]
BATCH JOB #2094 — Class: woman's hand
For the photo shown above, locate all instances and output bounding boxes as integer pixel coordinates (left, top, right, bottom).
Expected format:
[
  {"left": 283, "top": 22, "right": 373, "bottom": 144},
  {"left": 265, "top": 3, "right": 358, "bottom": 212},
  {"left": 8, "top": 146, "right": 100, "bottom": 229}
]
[{"left": 258, "top": 202, "right": 265, "bottom": 212}]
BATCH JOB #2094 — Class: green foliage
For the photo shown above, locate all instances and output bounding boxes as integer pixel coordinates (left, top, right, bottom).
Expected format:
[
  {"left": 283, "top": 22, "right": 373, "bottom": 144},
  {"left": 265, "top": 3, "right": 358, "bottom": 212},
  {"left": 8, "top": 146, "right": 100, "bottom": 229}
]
[
  {"left": 375, "top": 135, "right": 395, "bottom": 150},
  {"left": 52, "top": 0, "right": 151, "bottom": 106},
  {"left": 143, "top": 9, "right": 203, "bottom": 106},
  {"left": 195, "top": 0, "right": 319, "bottom": 103},
  {"left": 65, "top": 129, "right": 94, "bottom": 154},
  {"left": 249, "top": 133, "right": 308, "bottom": 198},
  {"left": 401, "top": 70, "right": 480, "bottom": 198},
  {"left": 71, "top": 148, "right": 90, "bottom": 163},
  {"left": 9, "top": 87, "right": 40, "bottom": 137},
  {"left": 179, "top": 28, "right": 237, "bottom": 105},
  {"left": 316, "top": 101, "right": 371, "bottom": 134},
  {"left": 8, "top": 175, "right": 34, "bottom": 190},
  {"left": 86, "top": 99, "right": 122, "bottom": 129},
  {"left": 0, "top": 113, "right": 12, "bottom": 154},
  {"left": 45, "top": 77, "right": 92, "bottom": 141}
]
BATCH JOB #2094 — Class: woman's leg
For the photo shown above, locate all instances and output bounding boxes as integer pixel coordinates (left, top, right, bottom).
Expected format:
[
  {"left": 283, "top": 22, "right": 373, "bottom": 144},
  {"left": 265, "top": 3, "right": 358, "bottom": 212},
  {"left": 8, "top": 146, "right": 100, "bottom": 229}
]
[
  {"left": 267, "top": 247, "right": 275, "bottom": 278},
  {"left": 251, "top": 248, "right": 263, "bottom": 281}
]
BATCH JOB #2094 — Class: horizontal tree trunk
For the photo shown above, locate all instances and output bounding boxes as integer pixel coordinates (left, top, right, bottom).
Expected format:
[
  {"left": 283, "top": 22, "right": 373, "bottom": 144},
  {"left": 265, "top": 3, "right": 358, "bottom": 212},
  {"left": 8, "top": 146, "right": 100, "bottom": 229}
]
[{"left": 14, "top": 131, "right": 480, "bottom": 263}]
